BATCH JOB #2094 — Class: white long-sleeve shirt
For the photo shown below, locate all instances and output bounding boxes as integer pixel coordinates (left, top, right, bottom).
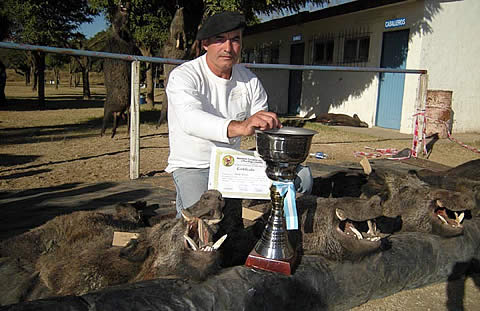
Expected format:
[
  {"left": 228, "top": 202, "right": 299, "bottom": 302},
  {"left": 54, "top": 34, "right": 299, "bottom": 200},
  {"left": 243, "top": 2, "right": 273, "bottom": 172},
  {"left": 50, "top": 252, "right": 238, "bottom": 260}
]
[{"left": 165, "top": 54, "right": 268, "bottom": 173}]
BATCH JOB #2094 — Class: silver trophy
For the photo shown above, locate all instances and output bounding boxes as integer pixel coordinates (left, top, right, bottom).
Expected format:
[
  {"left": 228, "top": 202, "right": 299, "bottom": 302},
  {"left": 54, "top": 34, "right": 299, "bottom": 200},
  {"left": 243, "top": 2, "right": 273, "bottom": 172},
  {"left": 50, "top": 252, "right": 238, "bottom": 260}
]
[{"left": 245, "top": 126, "right": 317, "bottom": 275}]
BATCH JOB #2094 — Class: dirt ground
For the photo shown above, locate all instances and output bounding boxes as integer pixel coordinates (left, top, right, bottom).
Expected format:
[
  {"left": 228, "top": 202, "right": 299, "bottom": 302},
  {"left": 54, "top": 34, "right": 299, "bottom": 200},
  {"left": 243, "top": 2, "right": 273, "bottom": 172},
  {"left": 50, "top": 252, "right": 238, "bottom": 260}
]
[{"left": 1, "top": 80, "right": 480, "bottom": 309}]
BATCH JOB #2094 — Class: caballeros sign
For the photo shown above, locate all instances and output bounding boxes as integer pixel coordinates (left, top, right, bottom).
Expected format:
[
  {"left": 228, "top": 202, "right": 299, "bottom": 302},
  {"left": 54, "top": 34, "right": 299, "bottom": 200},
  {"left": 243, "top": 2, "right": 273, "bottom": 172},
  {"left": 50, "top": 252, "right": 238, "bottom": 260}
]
[{"left": 385, "top": 17, "right": 406, "bottom": 29}]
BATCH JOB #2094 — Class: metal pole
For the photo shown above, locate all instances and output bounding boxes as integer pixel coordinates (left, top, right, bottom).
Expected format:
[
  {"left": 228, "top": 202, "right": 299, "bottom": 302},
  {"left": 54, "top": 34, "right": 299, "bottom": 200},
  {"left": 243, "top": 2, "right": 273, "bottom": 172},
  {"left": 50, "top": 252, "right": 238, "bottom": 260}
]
[
  {"left": 0, "top": 41, "right": 184, "bottom": 65},
  {"left": 243, "top": 62, "right": 427, "bottom": 74},
  {"left": 0, "top": 41, "right": 426, "bottom": 74},
  {"left": 0, "top": 40, "right": 430, "bottom": 178},
  {"left": 130, "top": 61, "right": 140, "bottom": 179}
]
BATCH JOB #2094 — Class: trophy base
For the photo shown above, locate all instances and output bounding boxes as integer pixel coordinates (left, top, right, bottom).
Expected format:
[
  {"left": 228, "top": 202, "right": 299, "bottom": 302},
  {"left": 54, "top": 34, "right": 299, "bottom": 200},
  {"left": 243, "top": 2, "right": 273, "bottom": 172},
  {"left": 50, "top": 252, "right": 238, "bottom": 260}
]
[{"left": 245, "top": 249, "right": 296, "bottom": 276}]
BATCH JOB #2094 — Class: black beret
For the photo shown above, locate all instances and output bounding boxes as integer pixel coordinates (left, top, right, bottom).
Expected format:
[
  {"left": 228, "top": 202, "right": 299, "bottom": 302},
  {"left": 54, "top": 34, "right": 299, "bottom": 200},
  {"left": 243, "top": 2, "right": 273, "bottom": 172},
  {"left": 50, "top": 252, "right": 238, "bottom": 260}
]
[{"left": 196, "top": 11, "right": 246, "bottom": 41}]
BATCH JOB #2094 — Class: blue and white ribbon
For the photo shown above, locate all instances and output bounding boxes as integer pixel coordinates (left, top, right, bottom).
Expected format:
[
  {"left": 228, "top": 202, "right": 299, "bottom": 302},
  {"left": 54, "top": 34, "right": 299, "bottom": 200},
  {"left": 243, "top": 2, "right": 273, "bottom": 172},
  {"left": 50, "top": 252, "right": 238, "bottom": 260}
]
[{"left": 273, "top": 181, "right": 298, "bottom": 230}]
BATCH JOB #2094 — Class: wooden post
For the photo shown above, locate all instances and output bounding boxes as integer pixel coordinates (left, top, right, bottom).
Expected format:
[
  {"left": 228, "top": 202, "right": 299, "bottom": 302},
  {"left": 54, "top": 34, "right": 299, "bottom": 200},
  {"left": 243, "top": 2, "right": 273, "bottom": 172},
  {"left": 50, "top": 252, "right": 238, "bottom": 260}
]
[
  {"left": 414, "top": 73, "right": 428, "bottom": 156},
  {"left": 130, "top": 60, "right": 140, "bottom": 179},
  {"left": 417, "top": 73, "right": 428, "bottom": 111}
]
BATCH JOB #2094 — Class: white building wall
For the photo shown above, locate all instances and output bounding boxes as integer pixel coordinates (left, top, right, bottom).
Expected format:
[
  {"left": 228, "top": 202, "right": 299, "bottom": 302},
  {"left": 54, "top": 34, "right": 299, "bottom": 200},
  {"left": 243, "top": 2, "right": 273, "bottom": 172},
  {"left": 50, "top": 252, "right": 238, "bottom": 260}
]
[
  {"left": 418, "top": 0, "right": 480, "bottom": 133},
  {"left": 244, "top": 0, "right": 479, "bottom": 133},
  {"left": 299, "top": 0, "right": 426, "bottom": 133}
]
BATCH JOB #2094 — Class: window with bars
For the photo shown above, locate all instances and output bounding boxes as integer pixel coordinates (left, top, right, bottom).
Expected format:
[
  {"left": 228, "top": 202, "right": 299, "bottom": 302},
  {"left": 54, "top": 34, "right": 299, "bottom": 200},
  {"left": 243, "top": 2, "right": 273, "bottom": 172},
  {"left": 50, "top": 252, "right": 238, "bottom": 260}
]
[
  {"left": 313, "top": 40, "right": 334, "bottom": 64},
  {"left": 343, "top": 37, "right": 370, "bottom": 63},
  {"left": 242, "top": 49, "right": 255, "bottom": 63},
  {"left": 242, "top": 43, "right": 280, "bottom": 64}
]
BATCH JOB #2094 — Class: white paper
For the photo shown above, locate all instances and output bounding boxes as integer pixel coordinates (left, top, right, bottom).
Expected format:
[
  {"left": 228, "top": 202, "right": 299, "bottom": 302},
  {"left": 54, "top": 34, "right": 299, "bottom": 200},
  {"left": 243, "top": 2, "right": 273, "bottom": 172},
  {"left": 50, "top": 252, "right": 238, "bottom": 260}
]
[{"left": 208, "top": 147, "right": 271, "bottom": 199}]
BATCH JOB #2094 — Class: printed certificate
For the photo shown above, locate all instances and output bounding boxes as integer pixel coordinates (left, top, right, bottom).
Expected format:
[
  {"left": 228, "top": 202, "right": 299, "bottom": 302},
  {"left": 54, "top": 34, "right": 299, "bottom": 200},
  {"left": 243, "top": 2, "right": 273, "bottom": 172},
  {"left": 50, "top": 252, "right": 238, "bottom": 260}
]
[{"left": 208, "top": 146, "right": 271, "bottom": 199}]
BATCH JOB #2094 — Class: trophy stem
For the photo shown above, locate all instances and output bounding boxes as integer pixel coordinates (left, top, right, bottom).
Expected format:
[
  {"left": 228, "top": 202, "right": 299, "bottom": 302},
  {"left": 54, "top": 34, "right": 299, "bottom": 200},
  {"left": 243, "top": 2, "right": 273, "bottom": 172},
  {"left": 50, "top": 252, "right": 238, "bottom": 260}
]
[
  {"left": 245, "top": 184, "right": 296, "bottom": 275},
  {"left": 254, "top": 185, "right": 294, "bottom": 259}
]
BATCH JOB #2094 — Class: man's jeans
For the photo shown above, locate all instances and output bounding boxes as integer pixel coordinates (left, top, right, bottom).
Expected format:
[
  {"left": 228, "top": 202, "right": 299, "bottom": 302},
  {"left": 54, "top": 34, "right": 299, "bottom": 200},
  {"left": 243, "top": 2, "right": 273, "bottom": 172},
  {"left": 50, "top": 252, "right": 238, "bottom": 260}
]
[{"left": 172, "top": 166, "right": 313, "bottom": 218}]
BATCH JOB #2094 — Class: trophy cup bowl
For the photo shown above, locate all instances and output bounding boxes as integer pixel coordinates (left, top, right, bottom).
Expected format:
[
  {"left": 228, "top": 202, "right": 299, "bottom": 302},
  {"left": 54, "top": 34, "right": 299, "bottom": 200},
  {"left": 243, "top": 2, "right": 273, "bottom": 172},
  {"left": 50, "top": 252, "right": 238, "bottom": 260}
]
[
  {"left": 245, "top": 126, "right": 317, "bottom": 275},
  {"left": 256, "top": 126, "right": 318, "bottom": 181}
]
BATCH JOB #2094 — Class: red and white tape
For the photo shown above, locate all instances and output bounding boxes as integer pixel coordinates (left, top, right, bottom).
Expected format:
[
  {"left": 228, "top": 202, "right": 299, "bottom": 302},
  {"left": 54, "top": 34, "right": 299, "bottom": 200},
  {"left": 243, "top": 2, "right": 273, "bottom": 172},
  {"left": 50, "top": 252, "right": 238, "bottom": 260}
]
[
  {"left": 354, "top": 147, "right": 399, "bottom": 159},
  {"left": 411, "top": 110, "right": 428, "bottom": 158},
  {"left": 354, "top": 110, "right": 479, "bottom": 161},
  {"left": 447, "top": 133, "right": 480, "bottom": 154}
]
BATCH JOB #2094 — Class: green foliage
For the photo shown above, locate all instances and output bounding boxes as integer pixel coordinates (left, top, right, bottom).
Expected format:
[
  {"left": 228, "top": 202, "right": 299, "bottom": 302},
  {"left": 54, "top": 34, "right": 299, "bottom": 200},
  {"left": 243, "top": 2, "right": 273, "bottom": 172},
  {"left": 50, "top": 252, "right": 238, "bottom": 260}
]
[
  {"left": 0, "top": 1, "right": 10, "bottom": 40},
  {"left": 203, "top": 0, "right": 330, "bottom": 23},
  {"left": 128, "top": 1, "right": 171, "bottom": 50},
  {"left": 7, "top": 0, "right": 96, "bottom": 46},
  {"left": 0, "top": 49, "right": 28, "bottom": 70},
  {"left": 89, "top": 0, "right": 173, "bottom": 52},
  {"left": 45, "top": 53, "right": 69, "bottom": 70},
  {"left": 88, "top": 0, "right": 330, "bottom": 56}
]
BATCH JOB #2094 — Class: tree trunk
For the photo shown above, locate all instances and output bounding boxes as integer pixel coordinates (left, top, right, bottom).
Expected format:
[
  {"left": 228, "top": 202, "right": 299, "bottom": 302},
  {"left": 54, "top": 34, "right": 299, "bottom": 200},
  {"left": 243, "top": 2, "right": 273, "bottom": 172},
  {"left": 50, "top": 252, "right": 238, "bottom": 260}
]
[
  {"left": 69, "top": 63, "right": 73, "bottom": 87},
  {"left": 54, "top": 68, "right": 60, "bottom": 89},
  {"left": 146, "top": 62, "right": 154, "bottom": 106},
  {"left": 25, "top": 70, "right": 30, "bottom": 86},
  {"left": 76, "top": 56, "right": 92, "bottom": 99},
  {"left": 28, "top": 52, "right": 37, "bottom": 90},
  {"left": 31, "top": 58, "right": 37, "bottom": 92},
  {"left": 139, "top": 46, "right": 154, "bottom": 109},
  {"left": 158, "top": 64, "right": 177, "bottom": 126},
  {"left": 75, "top": 73, "right": 80, "bottom": 88},
  {"left": 0, "top": 61, "right": 6, "bottom": 106},
  {"left": 82, "top": 67, "right": 91, "bottom": 99},
  {"left": 36, "top": 52, "right": 46, "bottom": 109},
  {"left": 157, "top": 7, "right": 189, "bottom": 126}
]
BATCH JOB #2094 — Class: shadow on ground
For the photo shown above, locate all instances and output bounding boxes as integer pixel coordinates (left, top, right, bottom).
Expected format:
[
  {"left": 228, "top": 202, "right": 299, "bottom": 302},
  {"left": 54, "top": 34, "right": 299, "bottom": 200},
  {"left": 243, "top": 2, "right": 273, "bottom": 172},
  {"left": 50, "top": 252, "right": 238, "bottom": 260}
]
[
  {"left": 0, "top": 96, "right": 105, "bottom": 111},
  {"left": 0, "top": 109, "right": 165, "bottom": 146},
  {"left": 0, "top": 179, "right": 176, "bottom": 240}
]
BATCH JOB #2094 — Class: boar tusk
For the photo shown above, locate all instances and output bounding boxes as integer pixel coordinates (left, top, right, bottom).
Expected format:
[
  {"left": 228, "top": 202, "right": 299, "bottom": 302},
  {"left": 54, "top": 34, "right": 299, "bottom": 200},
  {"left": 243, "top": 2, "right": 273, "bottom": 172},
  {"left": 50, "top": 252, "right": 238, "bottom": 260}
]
[
  {"left": 350, "top": 225, "right": 363, "bottom": 240},
  {"left": 181, "top": 210, "right": 194, "bottom": 222},
  {"left": 456, "top": 212, "right": 465, "bottom": 224},
  {"left": 367, "top": 220, "right": 377, "bottom": 235},
  {"left": 184, "top": 235, "right": 198, "bottom": 251},
  {"left": 205, "top": 215, "right": 224, "bottom": 225},
  {"left": 437, "top": 214, "right": 448, "bottom": 225},
  {"left": 212, "top": 234, "right": 228, "bottom": 250}
]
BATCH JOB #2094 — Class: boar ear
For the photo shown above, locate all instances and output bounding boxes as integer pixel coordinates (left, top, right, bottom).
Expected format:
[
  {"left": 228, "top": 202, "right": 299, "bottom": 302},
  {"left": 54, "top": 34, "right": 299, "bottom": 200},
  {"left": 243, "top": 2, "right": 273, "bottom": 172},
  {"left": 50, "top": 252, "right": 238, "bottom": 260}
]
[
  {"left": 335, "top": 208, "right": 347, "bottom": 221},
  {"left": 181, "top": 209, "right": 194, "bottom": 222}
]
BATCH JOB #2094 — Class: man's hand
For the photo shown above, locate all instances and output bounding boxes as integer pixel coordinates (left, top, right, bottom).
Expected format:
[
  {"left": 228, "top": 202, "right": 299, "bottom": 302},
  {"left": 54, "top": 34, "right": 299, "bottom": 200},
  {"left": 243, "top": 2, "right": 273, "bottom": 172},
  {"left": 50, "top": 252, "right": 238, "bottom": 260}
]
[{"left": 227, "top": 111, "right": 282, "bottom": 138}]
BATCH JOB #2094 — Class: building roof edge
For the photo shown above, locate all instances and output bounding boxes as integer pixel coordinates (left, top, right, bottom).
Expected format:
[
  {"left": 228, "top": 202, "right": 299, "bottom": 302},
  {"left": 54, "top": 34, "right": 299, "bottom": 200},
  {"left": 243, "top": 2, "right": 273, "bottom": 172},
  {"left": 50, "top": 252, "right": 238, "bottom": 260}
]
[{"left": 244, "top": 0, "right": 409, "bottom": 36}]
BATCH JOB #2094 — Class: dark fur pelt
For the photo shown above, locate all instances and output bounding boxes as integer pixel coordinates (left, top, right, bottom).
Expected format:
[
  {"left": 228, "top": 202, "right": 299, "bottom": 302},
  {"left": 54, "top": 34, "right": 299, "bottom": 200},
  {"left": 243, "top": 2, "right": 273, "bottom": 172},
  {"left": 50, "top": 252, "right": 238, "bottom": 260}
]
[
  {"left": 0, "top": 191, "right": 225, "bottom": 306},
  {"left": 0, "top": 204, "right": 145, "bottom": 304},
  {"left": 102, "top": 2, "right": 138, "bottom": 138},
  {"left": 314, "top": 113, "right": 368, "bottom": 127},
  {"left": 293, "top": 195, "right": 386, "bottom": 261},
  {"left": 362, "top": 168, "right": 476, "bottom": 237}
]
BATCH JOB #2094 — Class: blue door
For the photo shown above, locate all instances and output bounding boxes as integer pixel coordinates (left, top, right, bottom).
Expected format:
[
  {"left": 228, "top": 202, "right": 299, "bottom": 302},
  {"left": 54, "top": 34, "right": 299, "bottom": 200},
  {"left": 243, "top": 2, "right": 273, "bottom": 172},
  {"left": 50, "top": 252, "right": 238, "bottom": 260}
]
[{"left": 376, "top": 29, "right": 410, "bottom": 129}]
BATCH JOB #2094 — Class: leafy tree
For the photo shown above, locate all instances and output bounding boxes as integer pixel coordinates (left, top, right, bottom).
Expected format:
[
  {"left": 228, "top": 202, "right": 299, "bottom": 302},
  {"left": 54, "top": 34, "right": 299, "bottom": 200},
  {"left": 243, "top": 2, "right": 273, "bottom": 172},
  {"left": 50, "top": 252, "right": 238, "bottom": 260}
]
[
  {"left": 0, "top": 49, "right": 31, "bottom": 85},
  {"left": 45, "top": 54, "right": 69, "bottom": 89},
  {"left": 158, "top": 0, "right": 331, "bottom": 124},
  {"left": 5, "top": 0, "right": 96, "bottom": 108},
  {"left": 90, "top": 0, "right": 329, "bottom": 115},
  {"left": 89, "top": 0, "right": 182, "bottom": 107},
  {"left": 0, "top": 0, "right": 11, "bottom": 105},
  {"left": 68, "top": 33, "right": 96, "bottom": 99}
]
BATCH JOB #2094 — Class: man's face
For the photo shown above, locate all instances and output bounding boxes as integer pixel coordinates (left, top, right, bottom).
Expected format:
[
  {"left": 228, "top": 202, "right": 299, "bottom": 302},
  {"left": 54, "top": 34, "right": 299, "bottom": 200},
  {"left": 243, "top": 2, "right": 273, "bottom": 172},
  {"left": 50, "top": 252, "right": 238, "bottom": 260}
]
[{"left": 203, "top": 29, "right": 242, "bottom": 78}]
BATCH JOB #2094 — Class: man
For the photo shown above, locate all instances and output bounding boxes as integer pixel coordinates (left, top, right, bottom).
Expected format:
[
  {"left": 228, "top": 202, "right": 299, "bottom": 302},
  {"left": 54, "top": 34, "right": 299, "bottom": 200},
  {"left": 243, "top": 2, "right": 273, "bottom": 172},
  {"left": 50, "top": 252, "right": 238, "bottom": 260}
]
[{"left": 166, "top": 11, "right": 311, "bottom": 216}]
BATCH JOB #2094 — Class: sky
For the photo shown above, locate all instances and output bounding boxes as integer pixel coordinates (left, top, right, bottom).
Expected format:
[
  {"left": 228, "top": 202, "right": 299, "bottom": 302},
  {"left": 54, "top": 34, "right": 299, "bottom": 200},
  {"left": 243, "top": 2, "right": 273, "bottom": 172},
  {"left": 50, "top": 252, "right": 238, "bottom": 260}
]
[
  {"left": 78, "top": 0, "right": 355, "bottom": 38},
  {"left": 78, "top": 13, "right": 109, "bottom": 39}
]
